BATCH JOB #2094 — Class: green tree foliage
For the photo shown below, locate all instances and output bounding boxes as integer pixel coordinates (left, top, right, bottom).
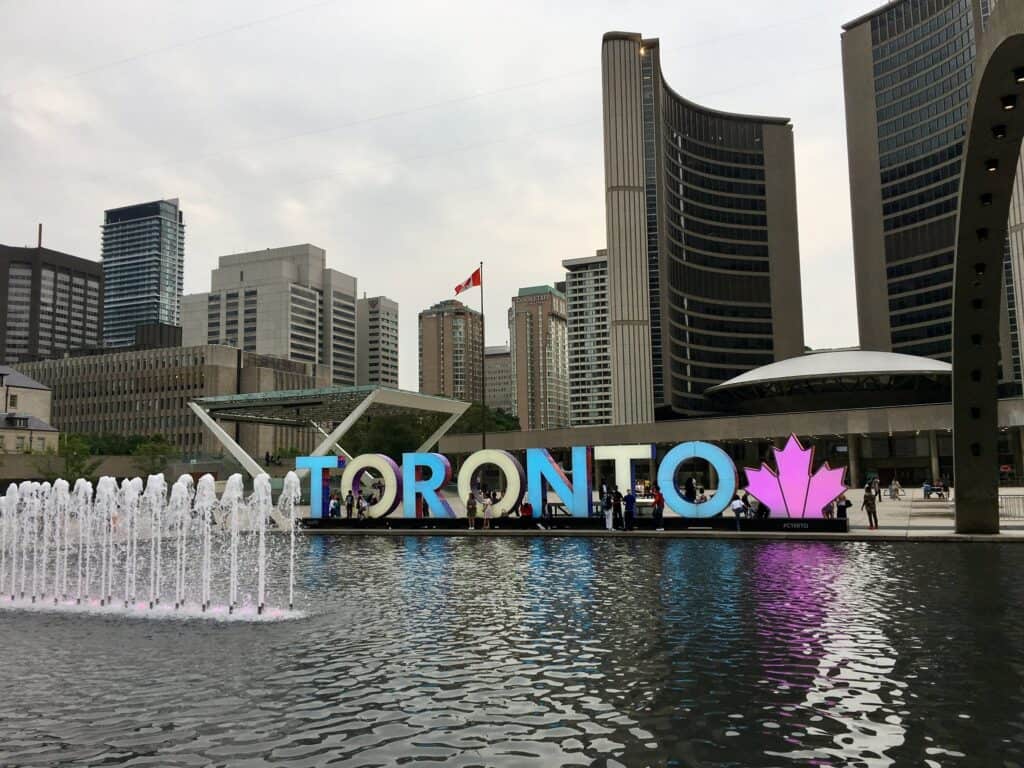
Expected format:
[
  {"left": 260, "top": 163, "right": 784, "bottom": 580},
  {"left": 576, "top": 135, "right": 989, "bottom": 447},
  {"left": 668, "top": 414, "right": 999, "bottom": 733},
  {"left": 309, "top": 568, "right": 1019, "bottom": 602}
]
[
  {"left": 34, "top": 434, "right": 103, "bottom": 481},
  {"left": 450, "top": 403, "right": 520, "bottom": 434},
  {"left": 132, "top": 437, "right": 179, "bottom": 477}
]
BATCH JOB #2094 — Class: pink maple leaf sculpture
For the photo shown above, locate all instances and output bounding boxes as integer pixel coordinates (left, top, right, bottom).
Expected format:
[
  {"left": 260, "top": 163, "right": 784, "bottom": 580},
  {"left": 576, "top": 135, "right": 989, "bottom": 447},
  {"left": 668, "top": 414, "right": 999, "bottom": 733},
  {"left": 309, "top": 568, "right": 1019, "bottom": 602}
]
[{"left": 742, "top": 434, "right": 847, "bottom": 518}]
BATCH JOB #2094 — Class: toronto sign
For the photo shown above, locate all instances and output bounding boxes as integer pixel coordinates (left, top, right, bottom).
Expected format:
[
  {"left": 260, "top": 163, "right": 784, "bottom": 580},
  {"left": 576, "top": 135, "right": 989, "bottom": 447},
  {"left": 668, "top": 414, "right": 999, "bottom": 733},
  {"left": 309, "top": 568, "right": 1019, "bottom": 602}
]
[{"left": 296, "top": 434, "right": 847, "bottom": 520}]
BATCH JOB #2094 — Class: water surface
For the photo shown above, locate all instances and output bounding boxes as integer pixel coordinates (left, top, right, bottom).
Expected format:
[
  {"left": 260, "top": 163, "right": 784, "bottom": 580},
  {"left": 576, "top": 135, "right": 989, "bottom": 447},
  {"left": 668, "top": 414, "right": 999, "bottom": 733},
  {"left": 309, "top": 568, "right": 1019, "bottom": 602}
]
[{"left": 1, "top": 537, "right": 1022, "bottom": 767}]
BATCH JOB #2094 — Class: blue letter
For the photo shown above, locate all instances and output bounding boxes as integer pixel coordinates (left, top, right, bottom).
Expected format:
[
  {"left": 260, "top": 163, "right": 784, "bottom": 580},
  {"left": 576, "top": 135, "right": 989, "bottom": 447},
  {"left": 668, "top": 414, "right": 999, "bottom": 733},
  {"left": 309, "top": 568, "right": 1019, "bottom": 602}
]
[
  {"left": 526, "top": 446, "right": 592, "bottom": 517},
  {"left": 657, "top": 442, "right": 737, "bottom": 518},
  {"left": 296, "top": 455, "right": 340, "bottom": 519},
  {"left": 402, "top": 453, "right": 454, "bottom": 518}
]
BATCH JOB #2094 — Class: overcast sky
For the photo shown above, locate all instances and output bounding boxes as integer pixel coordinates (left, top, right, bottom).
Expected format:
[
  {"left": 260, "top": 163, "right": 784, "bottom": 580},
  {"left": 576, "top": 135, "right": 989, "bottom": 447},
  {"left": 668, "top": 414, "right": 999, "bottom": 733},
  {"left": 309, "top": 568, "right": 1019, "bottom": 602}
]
[{"left": 2, "top": 0, "right": 875, "bottom": 389}]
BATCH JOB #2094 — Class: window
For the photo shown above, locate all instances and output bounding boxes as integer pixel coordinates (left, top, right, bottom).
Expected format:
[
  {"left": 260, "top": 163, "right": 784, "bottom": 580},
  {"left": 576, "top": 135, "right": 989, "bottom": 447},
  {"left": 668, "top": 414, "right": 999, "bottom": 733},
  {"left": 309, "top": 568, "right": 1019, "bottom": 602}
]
[{"left": 8, "top": 394, "right": 18, "bottom": 409}]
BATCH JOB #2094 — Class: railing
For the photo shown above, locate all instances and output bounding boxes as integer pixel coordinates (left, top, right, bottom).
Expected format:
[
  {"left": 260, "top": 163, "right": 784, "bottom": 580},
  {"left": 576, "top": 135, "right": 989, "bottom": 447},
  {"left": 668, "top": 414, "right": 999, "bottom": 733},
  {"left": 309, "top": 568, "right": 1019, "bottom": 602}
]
[{"left": 1000, "top": 496, "right": 1024, "bottom": 519}]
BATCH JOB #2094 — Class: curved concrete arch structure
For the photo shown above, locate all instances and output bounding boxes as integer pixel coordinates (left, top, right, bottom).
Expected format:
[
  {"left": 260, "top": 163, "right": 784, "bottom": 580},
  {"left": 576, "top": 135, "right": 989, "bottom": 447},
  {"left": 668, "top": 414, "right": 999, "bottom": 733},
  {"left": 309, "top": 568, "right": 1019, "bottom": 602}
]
[{"left": 953, "top": 2, "right": 1024, "bottom": 534}]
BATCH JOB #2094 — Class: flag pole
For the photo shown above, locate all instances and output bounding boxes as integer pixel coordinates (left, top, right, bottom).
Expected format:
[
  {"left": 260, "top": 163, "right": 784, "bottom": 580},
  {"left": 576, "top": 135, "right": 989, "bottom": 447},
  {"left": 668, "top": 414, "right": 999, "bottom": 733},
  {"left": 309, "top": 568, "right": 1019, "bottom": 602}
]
[{"left": 479, "top": 260, "right": 487, "bottom": 450}]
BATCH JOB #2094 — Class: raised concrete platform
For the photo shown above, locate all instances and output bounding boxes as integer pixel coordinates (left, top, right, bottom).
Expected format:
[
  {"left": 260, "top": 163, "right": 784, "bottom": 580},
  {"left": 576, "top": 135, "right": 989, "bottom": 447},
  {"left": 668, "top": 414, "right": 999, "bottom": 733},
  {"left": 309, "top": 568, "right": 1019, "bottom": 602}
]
[{"left": 301, "top": 489, "right": 1024, "bottom": 543}]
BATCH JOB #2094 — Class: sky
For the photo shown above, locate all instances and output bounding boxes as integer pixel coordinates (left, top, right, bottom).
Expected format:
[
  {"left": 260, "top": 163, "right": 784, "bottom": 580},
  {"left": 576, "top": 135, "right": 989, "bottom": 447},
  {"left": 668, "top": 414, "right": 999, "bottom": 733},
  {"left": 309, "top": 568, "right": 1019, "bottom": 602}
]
[{"left": 1, "top": 0, "right": 876, "bottom": 390}]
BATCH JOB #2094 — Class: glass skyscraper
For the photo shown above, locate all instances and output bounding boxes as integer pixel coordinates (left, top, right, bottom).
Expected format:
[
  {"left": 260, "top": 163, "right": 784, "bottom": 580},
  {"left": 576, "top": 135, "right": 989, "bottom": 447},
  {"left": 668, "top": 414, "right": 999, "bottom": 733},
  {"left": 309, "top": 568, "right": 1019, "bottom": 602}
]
[
  {"left": 101, "top": 198, "right": 184, "bottom": 348},
  {"left": 602, "top": 32, "right": 805, "bottom": 422},
  {"left": 842, "top": 0, "right": 1022, "bottom": 389}
]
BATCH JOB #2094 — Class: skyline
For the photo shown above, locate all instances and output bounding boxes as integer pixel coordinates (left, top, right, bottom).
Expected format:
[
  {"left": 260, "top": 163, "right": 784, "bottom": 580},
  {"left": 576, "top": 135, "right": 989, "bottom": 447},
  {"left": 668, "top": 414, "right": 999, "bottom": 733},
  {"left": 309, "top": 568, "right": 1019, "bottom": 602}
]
[{"left": 3, "top": 0, "right": 874, "bottom": 390}]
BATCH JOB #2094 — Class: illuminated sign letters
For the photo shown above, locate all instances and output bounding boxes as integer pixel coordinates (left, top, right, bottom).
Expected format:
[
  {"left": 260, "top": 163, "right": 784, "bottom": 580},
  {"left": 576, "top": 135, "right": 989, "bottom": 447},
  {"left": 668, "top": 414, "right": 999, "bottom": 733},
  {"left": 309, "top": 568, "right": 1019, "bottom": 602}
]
[{"left": 298, "top": 436, "right": 847, "bottom": 520}]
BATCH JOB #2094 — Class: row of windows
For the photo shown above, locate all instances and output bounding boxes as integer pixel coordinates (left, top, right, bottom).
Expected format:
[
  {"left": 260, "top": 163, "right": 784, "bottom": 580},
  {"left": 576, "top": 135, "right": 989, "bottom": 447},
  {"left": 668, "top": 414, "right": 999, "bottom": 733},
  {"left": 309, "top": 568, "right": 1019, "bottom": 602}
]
[
  {"left": 875, "top": 41, "right": 973, "bottom": 111},
  {"left": 892, "top": 320, "right": 952, "bottom": 343},
  {"left": 671, "top": 152, "right": 766, "bottom": 181},
  {"left": 678, "top": 184, "right": 767, "bottom": 212},
  {"left": 890, "top": 302, "right": 951, "bottom": 328},
  {"left": 889, "top": 266, "right": 953, "bottom": 296},
  {"left": 674, "top": 214, "right": 768, "bottom": 243},
  {"left": 878, "top": 85, "right": 969, "bottom": 143},
  {"left": 879, "top": 103, "right": 967, "bottom": 157},
  {"left": 673, "top": 134, "right": 765, "bottom": 166},
  {"left": 681, "top": 200, "right": 767, "bottom": 227},
  {"left": 871, "top": 0, "right": 968, "bottom": 49},
  {"left": 885, "top": 195, "right": 959, "bottom": 231},
  {"left": 681, "top": 296, "right": 773, "bottom": 320},
  {"left": 884, "top": 214, "right": 956, "bottom": 263},
  {"left": 673, "top": 343, "right": 774, "bottom": 367},
  {"left": 677, "top": 230, "right": 770, "bottom": 258},
  {"left": 887, "top": 249, "right": 954, "bottom": 279},
  {"left": 882, "top": 156, "right": 960, "bottom": 200},
  {"left": 662, "top": 98, "right": 765, "bottom": 152},
  {"left": 666, "top": 162, "right": 766, "bottom": 197},
  {"left": 876, "top": 62, "right": 971, "bottom": 123},
  {"left": 668, "top": 304, "right": 774, "bottom": 336},
  {"left": 889, "top": 285, "right": 951, "bottom": 312},
  {"left": 668, "top": 241, "right": 770, "bottom": 274},
  {"left": 873, "top": 4, "right": 969, "bottom": 77}
]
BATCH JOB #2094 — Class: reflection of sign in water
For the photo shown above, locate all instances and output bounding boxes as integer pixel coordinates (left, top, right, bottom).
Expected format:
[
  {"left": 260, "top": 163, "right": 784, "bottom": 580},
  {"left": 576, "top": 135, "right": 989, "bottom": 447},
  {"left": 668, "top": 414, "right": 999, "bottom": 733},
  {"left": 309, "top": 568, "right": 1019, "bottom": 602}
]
[{"left": 742, "top": 434, "right": 847, "bottom": 519}]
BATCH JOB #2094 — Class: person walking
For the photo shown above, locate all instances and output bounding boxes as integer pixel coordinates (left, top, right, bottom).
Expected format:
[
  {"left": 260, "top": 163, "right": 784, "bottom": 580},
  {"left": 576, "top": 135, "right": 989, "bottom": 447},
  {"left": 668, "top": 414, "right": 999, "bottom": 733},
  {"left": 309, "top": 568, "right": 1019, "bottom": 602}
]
[
  {"left": 652, "top": 485, "right": 665, "bottom": 531},
  {"left": 345, "top": 490, "right": 355, "bottom": 520},
  {"left": 466, "top": 493, "right": 478, "bottom": 530},
  {"left": 862, "top": 484, "right": 879, "bottom": 529},
  {"left": 624, "top": 488, "right": 636, "bottom": 531}
]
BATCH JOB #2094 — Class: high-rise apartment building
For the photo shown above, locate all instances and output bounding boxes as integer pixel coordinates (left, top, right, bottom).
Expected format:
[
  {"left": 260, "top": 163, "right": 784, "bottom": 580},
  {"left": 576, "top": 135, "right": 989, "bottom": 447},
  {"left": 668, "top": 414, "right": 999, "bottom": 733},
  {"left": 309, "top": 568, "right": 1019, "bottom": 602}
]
[
  {"left": 182, "top": 244, "right": 358, "bottom": 387},
  {"left": 842, "top": 0, "right": 1022, "bottom": 387},
  {"left": 484, "top": 345, "right": 516, "bottom": 415},
  {"left": 418, "top": 300, "right": 483, "bottom": 403},
  {"left": 601, "top": 32, "right": 804, "bottom": 423},
  {"left": 102, "top": 199, "right": 184, "bottom": 348},
  {"left": 356, "top": 295, "right": 399, "bottom": 388},
  {"left": 0, "top": 244, "right": 102, "bottom": 363},
  {"left": 563, "top": 251, "right": 612, "bottom": 426},
  {"left": 509, "top": 286, "right": 569, "bottom": 431}
]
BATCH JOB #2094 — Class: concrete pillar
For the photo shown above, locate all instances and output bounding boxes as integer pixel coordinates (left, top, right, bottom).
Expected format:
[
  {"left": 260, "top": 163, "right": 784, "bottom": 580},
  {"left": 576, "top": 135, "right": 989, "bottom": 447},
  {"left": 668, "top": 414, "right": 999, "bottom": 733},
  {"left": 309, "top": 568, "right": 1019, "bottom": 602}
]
[
  {"left": 846, "top": 434, "right": 860, "bottom": 488},
  {"left": 928, "top": 430, "right": 940, "bottom": 483},
  {"left": 1016, "top": 428, "right": 1024, "bottom": 483}
]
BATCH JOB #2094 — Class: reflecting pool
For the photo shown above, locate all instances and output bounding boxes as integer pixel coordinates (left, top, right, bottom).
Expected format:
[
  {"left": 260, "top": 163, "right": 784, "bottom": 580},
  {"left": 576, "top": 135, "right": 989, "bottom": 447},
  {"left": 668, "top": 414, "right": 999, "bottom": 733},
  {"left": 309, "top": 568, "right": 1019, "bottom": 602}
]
[{"left": 1, "top": 537, "right": 1022, "bottom": 767}]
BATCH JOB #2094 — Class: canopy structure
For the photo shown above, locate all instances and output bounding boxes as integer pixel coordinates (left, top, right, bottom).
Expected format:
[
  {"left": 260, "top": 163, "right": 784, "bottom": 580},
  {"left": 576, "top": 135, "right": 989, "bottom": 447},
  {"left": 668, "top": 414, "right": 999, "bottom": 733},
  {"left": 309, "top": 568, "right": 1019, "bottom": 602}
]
[{"left": 189, "top": 385, "right": 471, "bottom": 480}]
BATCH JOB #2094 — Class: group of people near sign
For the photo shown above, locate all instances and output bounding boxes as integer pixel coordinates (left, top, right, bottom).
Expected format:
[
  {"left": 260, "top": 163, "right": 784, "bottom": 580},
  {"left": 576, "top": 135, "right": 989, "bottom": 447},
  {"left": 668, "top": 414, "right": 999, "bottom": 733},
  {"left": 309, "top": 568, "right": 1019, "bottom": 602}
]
[{"left": 464, "top": 489, "right": 535, "bottom": 529}]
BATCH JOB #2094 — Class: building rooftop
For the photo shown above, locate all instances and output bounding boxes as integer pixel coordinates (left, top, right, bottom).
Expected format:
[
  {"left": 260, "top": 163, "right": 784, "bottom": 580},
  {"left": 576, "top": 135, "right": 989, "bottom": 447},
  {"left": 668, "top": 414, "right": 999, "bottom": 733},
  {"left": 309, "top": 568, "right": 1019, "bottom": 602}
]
[
  {"left": 517, "top": 285, "right": 565, "bottom": 299},
  {"left": 842, "top": 1, "right": 904, "bottom": 32},
  {"left": 0, "top": 367, "right": 50, "bottom": 391},
  {"left": 708, "top": 349, "right": 951, "bottom": 392}
]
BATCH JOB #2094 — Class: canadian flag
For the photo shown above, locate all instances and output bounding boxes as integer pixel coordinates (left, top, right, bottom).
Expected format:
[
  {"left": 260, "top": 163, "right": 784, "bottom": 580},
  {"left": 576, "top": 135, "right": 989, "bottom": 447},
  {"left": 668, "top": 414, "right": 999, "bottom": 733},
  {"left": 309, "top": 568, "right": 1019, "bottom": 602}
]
[{"left": 454, "top": 267, "right": 482, "bottom": 295}]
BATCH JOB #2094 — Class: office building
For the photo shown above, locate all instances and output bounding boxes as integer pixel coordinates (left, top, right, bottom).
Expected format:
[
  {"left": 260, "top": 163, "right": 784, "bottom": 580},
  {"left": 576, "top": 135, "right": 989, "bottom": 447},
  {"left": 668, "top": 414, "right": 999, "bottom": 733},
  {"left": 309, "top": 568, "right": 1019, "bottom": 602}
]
[
  {"left": 843, "top": 0, "right": 1023, "bottom": 388},
  {"left": 601, "top": 32, "right": 804, "bottom": 423},
  {"left": 0, "top": 244, "right": 103, "bottom": 363},
  {"left": 418, "top": 300, "right": 483, "bottom": 403},
  {"left": 102, "top": 199, "right": 184, "bottom": 348},
  {"left": 563, "top": 250, "right": 612, "bottom": 426},
  {"left": 484, "top": 345, "right": 516, "bottom": 415},
  {"left": 0, "top": 366, "right": 58, "bottom": 454},
  {"left": 357, "top": 295, "right": 399, "bottom": 388},
  {"left": 182, "top": 244, "right": 358, "bottom": 387},
  {"left": 509, "top": 286, "right": 569, "bottom": 431},
  {"left": 19, "top": 346, "right": 330, "bottom": 457}
]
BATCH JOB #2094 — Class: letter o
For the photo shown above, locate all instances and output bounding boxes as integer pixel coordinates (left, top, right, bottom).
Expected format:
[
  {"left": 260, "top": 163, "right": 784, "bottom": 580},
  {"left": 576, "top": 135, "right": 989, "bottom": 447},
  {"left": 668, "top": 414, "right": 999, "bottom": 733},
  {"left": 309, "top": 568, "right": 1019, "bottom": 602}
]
[
  {"left": 657, "top": 442, "right": 737, "bottom": 519},
  {"left": 456, "top": 450, "right": 525, "bottom": 516},
  {"left": 340, "top": 454, "right": 402, "bottom": 518}
]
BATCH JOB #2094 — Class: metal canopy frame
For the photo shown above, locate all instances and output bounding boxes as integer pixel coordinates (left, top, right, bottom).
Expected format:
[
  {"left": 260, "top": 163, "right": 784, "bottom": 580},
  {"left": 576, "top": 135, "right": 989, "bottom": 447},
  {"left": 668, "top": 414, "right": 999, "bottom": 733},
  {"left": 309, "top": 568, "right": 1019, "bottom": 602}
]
[{"left": 190, "top": 385, "right": 471, "bottom": 480}]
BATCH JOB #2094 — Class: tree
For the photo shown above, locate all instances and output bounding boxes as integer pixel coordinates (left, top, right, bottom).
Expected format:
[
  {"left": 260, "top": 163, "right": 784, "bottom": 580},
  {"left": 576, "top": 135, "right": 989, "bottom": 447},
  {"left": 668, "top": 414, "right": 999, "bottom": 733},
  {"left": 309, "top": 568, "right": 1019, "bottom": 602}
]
[
  {"left": 451, "top": 403, "right": 520, "bottom": 434},
  {"left": 35, "top": 434, "right": 102, "bottom": 482},
  {"left": 132, "top": 438, "right": 179, "bottom": 477}
]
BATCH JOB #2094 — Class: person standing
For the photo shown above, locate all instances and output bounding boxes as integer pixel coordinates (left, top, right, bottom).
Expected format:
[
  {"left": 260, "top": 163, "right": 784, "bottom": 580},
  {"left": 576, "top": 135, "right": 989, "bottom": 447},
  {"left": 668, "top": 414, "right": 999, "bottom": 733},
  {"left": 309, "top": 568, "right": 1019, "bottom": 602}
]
[
  {"left": 345, "top": 490, "right": 355, "bottom": 520},
  {"left": 328, "top": 493, "right": 340, "bottom": 519},
  {"left": 356, "top": 494, "right": 367, "bottom": 521},
  {"left": 862, "top": 485, "right": 879, "bottom": 529},
  {"left": 684, "top": 477, "right": 697, "bottom": 503},
  {"left": 624, "top": 488, "right": 636, "bottom": 531},
  {"left": 466, "top": 493, "right": 478, "bottom": 530},
  {"left": 872, "top": 477, "right": 882, "bottom": 503},
  {"left": 482, "top": 496, "right": 493, "bottom": 530},
  {"left": 602, "top": 491, "right": 613, "bottom": 531},
  {"left": 836, "top": 493, "right": 852, "bottom": 521},
  {"left": 520, "top": 499, "right": 534, "bottom": 530},
  {"left": 612, "top": 487, "right": 624, "bottom": 531},
  {"left": 652, "top": 485, "right": 665, "bottom": 531}
]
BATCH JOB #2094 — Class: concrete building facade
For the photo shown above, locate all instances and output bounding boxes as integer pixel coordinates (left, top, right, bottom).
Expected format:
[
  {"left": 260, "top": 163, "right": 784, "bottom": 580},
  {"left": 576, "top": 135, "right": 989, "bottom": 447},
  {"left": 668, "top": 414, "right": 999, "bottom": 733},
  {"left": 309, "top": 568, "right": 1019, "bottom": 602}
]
[
  {"left": 19, "top": 346, "right": 330, "bottom": 458},
  {"left": 182, "top": 244, "right": 358, "bottom": 387},
  {"left": 508, "top": 286, "right": 569, "bottom": 432},
  {"left": 484, "top": 345, "right": 516, "bottom": 415},
  {"left": 102, "top": 199, "right": 184, "bottom": 348},
  {"left": 418, "top": 300, "right": 483, "bottom": 403},
  {"left": 601, "top": 32, "right": 805, "bottom": 423},
  {"left": 0, "top": 244, "right": 102, "bottom": 364},
  {"left": 0, "top": 367, "right": 58, "bottom": 454},
  {"left": 356, "top": 295, "right": 399, "bottom": 388},
  {"left": 564, "top": 251, "right": 612, "bottom": 427},
  {"left": 842, "top": 0, "right": 1023, "bottom": 390}
]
